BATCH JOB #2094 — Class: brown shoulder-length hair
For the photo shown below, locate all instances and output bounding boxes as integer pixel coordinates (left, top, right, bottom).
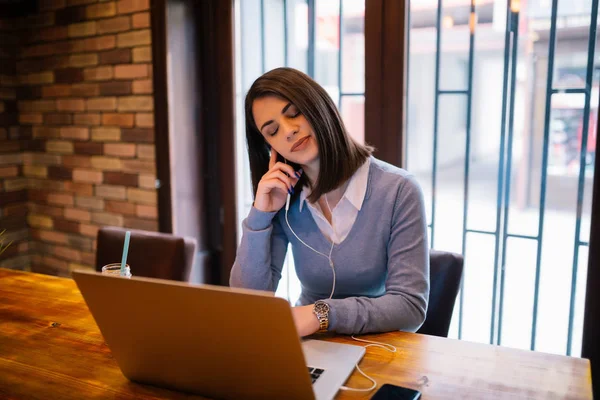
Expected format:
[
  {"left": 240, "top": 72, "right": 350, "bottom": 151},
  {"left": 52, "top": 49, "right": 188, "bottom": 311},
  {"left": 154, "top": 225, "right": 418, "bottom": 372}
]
[{"left": 245, "top": 67, "right": 373, "bottom": 204}]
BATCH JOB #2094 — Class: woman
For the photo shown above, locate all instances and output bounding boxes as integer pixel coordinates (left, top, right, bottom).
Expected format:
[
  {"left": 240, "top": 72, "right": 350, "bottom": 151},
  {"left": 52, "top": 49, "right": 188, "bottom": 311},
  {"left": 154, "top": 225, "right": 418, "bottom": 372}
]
[{"left": 230, "top": 67, "right": 429, "bottom": 337}]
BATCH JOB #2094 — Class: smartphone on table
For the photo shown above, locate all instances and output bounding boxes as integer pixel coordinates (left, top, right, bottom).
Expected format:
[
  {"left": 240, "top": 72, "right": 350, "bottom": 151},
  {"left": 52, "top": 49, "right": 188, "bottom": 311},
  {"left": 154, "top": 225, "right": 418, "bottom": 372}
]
[{"left": 371, "top": 383, "right": 421, "bottom": 400}]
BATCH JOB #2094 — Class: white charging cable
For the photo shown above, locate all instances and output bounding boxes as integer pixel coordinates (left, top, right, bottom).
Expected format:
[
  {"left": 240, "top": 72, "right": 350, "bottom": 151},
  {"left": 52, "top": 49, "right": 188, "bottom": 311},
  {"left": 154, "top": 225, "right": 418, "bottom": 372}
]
[
  {"left": 284, "top": 190, "right": 398, "bottom": 393},
  {"left": 285, "top": 193, "right": 336, "bottom": 299}
]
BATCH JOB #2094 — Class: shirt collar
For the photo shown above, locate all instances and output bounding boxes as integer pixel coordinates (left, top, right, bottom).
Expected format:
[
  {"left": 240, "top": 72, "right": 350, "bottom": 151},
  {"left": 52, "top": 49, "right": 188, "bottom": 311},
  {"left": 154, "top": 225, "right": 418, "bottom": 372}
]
[{"left": 299, "top": 157, "right": 371, "bottom": 212}]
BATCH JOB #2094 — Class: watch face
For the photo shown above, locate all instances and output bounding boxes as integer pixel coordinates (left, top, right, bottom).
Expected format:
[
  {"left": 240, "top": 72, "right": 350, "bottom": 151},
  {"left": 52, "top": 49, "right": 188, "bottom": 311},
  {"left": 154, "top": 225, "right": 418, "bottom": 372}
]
[{"left": 314, "top": 301, "right": 330, "bottom": 314}]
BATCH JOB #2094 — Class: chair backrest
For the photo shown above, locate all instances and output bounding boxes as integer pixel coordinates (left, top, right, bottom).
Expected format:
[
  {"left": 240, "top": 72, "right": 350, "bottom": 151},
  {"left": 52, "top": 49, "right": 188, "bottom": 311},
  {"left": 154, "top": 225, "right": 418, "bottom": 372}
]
[
  {"left": 417, "top": 250, "right": 464, "bottom": 337},
  {"left": 96, "top": 227, "right": 197, "bottom": 282}
]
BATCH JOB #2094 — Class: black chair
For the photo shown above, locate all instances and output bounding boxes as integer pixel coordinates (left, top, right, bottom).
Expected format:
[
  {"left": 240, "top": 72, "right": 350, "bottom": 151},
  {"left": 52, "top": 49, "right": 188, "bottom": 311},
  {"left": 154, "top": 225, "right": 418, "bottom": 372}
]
[
  {"left": 96, "top": 227, "right": 197, "bottom": 282},
  {"left": 417, "top": 250, "right": 464, "bottom": 338}
]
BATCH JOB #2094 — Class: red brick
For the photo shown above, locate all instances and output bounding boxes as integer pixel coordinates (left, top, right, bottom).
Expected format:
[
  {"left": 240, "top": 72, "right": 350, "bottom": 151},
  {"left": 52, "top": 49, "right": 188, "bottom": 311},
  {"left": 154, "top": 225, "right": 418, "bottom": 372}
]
[
  {"left": 45, "top": 113, "right": 73, "bottom": 125},
  {"left": 69, "top": 53, "right": 98, "bottom": 67},
  {"left": 86, "top": 2, "right": 117, "bottom": 18},
  {"left": 136, "top": 144, "right": 154, "bottom": 160},
  {"left": 135, "top": 204, "right": 157, "bottom": 219},
  {"left": 121, "top": 159, "right": 154, "bottom": 173},
  {"left": 55, "top": 246, "right": 82, "bottom": 262},
  {"left": 102, "top": 113, "right": 134, "bottom": 127},
  {"left": 81, "top": 36, "right": 117, "bottom": 52},
  {"left": 104, "top": 143, "right": 135, "bottom": 157},
  {"left": 71, "top": 83, "right": 100, "bottom": 97},
  {"left": 135, "top": 112, "right": 153, "bottom": 127},
  {"left": 120, "top": 127, "right": 153, "bottom": 143},
  {"left": 98, "top": 81, "right": 131, "bottom": 96},
  {"left": 55, "top": 68, "right": 84, "bottom": 84},
  {"left": 95, "top": 184, "right": 127, "bottom": 199},
  {"left": 97, "top": 16, "right": 130, "bottom": 34},
  {"left": 57, "top": 98, "right": 86, "bottom": 112},
  {"left": 117, "top": 96, "right": 152, "bottom": 111},
  {"left": 132, "top": 46, "right": 151, "bottom": 63},
  {"left": 60, "top": 127, "right": 90, "bottom": 140},
  {"left": 116, "top": 29, "right": 150, "bottom": 47},
  {"left": 92, "top": 211, "right": 124, "bottom": 226},
  {"left": 39, "top": 0, "right": 67, "bottom": 11},
  {"left": 87, "top": 97, "right": 117, "bottom": 111},
  {"left": 46, "top": 140, "right": 74, "bottom": 154},
  {"left": 38, "top": 230, "right": 69, "bottom": 245},
  {"left": 73, "top": 113, "right": 101, "bottom": 125},
  {"left": 131, "top": 11, "right": 149, "bottom": 28},
  {"left": 33, "top": 126, "right": 61, "bottom": 138},
  {"left": 62, "top": 155, "right": 92, "bottom": 168},
  {"left": 68, "top": 21, "right": 97, "bottom": 38},
  {"left": 63, "top": 181, "right": 94, "bottom": 196},
  {"left": 106, "top": 199, "right": 135, "bottom": 215},
  {"left": 132, "top": 78, "right": 152, "bottom": 94},
  {"left": 117, "top": 0, "right": 149, "bottom": 14},
  {"left": 42, "top": 85, "right": 72, "bottom": 98},
  {"left": 124, "top": 217, "right": 157, "bottom": 231},
  {"left": 29, "top": 203, "right": 64, "bottom": 218},
  {"left": 47, "top": 192, "right": 74, "bottom": 206},
  {"left": 48, "top": 166, "right": 73, "bottom": 180},
  {"left": 56, "top": 5, "right": 87, "bottom": 24},
  {"left": 91, "top": 127, "right": 120, "bottom": 141},
  {"left": 67, "top": 0, "right": 96, "bottom": 5},
  {"left": 98, "top": 48, "right": 131, "bottom": 65},
  {"left": 114, "top": 63, "right": 147, "bottom": 79},
  {"left": 73, "top": 168, "right": 103, "bottom": 183},
  {"left": 80, "top": 223, "right": 99, "bottom": 238},
  {"left": 18, "top": 100, "right": 56, "bottom": 113},
  {"left": 64, "top": 207, "right": 92, "bottom": 222},
  {"left": 32, "top": 26, "right": 69, "bottom": 42},
  {"left": 19, "top": 71, "right": 54, "bottom": 85},
  {"left": 75, "top": 196, "right": 105, "bottom": 210},
  {"left": 91, "top": 156, "right": 122, "bottom": 170},
  {"left": 0, "top": 166, "right": 19, "bottom": 178},
  {"left": 126, "top": 187, "right": 155, "bottom": 204},
  {"left": 19, "top": 113, "right": 43, "bottom": 124},
  {"left": 103, "top": 171, "right": 137, "bottom": 187},
  {"left": 74, "top": 141, "right": 103, "bottom": 155},
  {"left": 54, "top": 219, "right": 80, "bottom": 234},
  {"left": 28, "top": 189, "right": 49, "bottom": 203},
  {"left": 83, "top": 66, "right": 113, "bottom": 81}
]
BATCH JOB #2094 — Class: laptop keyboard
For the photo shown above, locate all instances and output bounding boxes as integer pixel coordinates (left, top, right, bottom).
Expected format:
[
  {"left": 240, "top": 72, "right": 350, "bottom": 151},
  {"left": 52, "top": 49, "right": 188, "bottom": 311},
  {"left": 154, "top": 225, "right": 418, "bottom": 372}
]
[{"left": 307, "top": 367, "right": 325, "bottom": 384}]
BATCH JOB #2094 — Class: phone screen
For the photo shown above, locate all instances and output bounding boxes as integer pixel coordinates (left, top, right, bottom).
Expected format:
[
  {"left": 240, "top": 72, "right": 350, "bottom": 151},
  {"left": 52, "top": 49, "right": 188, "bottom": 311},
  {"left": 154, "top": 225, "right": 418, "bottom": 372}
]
[{"left": 370, "top": 384, "right": 422, "bottom": 400}]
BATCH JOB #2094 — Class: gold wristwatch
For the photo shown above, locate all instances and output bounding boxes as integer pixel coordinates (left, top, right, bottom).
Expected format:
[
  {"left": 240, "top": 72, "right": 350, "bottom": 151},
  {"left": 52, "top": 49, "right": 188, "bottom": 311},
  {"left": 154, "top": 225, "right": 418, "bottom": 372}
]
[{"left": 313, "top": 300, "right": 330, "bottom": 332}]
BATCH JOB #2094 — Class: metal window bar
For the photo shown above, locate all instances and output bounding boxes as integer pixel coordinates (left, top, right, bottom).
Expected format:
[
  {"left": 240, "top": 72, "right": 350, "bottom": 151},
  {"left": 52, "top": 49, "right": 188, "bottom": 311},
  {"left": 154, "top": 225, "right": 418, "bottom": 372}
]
[
  {"left": 406, "top": 0, "right": 411, "bottom": 168},
  {"left": 497, "top": 5, "right": 522, "bottom": 346},
  {"left": 431, "top": 0, "right": 443, "bottom": 249},
  {"left": 261, "top": 0, "right": 266, "bottom": 73},
  {"left": 458, "top": 0, "right": 477, "bottom": 340},
  {"left": 308, "top": 0, "right": 316, "bottom": 78},
  {"left": 567, "top": 0, "right": 599, "bottom": 356},
  {"left": 338, "top": 0, "right": 343, "bottom": 110},
  {"left": 284, "top": 0, "right": 289, "bottom": 67},
  {"left": 490, "top": 0, "right": 513, "bottom": 345},
  {"left": 530, "top": 0, "right": 559, "bottom": 351}
]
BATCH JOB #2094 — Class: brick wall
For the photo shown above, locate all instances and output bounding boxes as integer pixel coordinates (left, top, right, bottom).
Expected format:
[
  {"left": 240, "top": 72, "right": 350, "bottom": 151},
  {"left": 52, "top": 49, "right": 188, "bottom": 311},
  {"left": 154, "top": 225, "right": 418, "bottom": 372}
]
[
  {"left": 0, "top": 0, "right": 158, "bottom": 276},
  {"left": 0, "top": 18, "right": 30, "bottom": 270}
]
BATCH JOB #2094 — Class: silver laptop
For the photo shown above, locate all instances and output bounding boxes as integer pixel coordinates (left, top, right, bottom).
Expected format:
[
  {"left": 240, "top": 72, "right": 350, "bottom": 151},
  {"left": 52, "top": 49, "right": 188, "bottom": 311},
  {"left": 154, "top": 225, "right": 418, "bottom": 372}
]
[{"left": 72, "top": 270, "right": 365, "bottom": 400}]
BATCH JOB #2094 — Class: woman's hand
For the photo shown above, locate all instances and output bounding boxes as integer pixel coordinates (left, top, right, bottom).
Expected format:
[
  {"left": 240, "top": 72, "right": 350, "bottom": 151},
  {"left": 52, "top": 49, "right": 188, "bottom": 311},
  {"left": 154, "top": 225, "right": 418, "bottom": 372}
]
[
  {"left": 292, "top": 305, "right": 320, "bottom": 337},
  {"left": 254, "top": 149, "right": 302, "bottom": 212}
]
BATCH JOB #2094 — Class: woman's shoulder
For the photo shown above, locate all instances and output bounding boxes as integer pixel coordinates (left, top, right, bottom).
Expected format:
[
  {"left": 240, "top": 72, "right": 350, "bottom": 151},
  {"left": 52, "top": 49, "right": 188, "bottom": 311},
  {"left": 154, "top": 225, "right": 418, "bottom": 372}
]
[{"left": 368, "top": 156, "right": 420, "bottom": 188}]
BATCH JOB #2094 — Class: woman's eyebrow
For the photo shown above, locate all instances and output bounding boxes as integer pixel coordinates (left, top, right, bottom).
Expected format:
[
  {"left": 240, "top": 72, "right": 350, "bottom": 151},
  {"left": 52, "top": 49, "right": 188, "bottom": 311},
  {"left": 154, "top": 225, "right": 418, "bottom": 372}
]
[{"left": 260, "top": 103, "right": 293, "bottom": 131}]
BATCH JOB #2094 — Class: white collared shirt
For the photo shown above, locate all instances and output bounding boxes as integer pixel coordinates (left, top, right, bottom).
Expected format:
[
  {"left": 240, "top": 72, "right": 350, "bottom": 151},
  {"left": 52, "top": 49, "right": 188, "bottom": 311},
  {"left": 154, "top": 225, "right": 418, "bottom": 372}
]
[{"left": 299, "top": 158, "right": 371, "bottom": 244}]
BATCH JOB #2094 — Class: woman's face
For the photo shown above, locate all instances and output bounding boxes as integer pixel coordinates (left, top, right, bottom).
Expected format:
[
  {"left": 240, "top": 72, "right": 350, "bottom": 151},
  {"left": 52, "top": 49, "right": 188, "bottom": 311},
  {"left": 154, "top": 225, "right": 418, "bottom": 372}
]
[{"left": 252, "top": 96, "right": 319, "bottom": 166}]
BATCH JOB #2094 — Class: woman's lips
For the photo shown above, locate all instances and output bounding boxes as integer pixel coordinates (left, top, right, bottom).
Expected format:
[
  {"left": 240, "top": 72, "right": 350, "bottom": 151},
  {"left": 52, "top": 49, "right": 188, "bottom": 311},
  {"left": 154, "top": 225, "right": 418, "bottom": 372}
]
[{"left": 291, "top": 136, "right": 310, "bottom": 152}]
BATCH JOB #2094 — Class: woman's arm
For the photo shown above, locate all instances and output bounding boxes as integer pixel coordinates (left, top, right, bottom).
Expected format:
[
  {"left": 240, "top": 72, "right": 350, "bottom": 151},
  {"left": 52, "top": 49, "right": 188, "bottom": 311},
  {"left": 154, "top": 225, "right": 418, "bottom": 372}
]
[
  {"left": 323, "top": 175, "right": 430, "bottom": 334},
  {"left": 229, "top": 207, "right": 289, "bottom": 291}
]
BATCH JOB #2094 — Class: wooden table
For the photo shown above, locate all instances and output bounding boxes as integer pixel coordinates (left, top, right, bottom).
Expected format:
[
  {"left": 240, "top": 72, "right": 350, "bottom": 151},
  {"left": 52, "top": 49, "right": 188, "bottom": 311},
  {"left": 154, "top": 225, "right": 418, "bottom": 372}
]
[{"left": 0, "top": 268, "right": 593, "bottom": 399}]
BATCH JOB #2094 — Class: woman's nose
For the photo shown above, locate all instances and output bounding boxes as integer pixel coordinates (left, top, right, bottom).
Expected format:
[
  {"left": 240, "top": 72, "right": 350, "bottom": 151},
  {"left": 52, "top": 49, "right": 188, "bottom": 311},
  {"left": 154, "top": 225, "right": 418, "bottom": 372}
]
[{"left": 282, "top": 120, "right": 298, "bottom": 139}]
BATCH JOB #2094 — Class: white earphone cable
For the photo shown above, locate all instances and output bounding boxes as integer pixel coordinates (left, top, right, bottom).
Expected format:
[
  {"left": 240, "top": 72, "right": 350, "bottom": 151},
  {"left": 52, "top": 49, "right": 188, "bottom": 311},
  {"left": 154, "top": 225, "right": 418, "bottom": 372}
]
[{"left": 284, "top": 190, "right": 397, "bottom": 393}]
